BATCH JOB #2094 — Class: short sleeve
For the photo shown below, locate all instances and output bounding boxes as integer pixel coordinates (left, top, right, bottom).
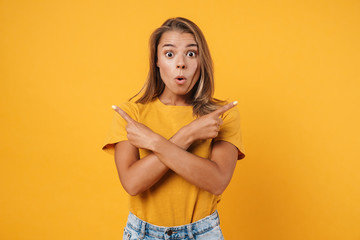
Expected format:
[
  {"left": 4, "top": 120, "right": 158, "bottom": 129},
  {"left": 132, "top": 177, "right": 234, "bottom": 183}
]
[
  {"left": 214, "top": 106, "right": 245, "bottom": 160},
  {"left": 102, "top": 102, "right": 138, "bottom": 156}
]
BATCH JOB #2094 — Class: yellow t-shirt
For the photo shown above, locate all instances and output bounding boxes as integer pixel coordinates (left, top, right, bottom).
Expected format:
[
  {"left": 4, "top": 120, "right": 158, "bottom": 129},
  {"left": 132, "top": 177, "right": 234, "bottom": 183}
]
[{"left": 102, "top": 98, "right": 245, "bottom": 226}]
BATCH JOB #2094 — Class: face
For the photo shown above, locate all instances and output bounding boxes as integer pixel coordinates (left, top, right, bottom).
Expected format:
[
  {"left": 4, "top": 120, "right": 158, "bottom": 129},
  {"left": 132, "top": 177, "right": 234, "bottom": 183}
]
[{"left": 157, "top": 30, "right": 201, "bottom": 101}]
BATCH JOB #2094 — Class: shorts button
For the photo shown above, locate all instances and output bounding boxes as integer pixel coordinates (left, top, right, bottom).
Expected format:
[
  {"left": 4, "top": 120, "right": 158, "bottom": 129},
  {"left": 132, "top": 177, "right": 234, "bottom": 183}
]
[{"left": 166, "top": 230, "right": 173, "bottom": 236}]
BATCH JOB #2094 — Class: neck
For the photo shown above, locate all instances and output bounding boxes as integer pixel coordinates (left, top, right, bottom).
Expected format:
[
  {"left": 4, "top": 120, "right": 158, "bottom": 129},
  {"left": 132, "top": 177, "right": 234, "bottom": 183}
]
[{"left": 158, "top": 94, "right": 191, "bottom": 106}]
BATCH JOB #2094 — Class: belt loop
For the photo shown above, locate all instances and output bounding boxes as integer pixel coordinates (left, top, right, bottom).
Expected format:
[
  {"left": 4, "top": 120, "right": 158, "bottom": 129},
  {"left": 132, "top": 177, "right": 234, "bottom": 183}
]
[
  {"left": 216, "top": 210, "right": 220, "bottom": 225},
  {"left": 139, "top": 221, "right": 146, "bottom": 239},
  {"left": 187, "top": 224, "right": 194, "bottom": 239}
]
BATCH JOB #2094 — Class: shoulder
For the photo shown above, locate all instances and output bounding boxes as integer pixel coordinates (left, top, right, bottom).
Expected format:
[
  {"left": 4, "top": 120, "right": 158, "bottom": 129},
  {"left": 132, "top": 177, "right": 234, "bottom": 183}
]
[
  {"left": 117, "top": 100, "right": 157, "bottom": 121},
  {"left": 224, "top": 104, "right": 240, "bottom": 117},
  {"left": 116, "top": 101, "right": 140, "bottom": 121},
  {"left": 118, "top": 101, "right": 138, "bottom": 111},
  {"left": 218, "top": 101, "right": 241, "bottom": 123}
]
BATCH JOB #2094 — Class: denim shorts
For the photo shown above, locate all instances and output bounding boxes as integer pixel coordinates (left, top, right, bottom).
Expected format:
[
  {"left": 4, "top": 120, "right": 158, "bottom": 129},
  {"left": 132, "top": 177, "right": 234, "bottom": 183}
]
[{"left": 123, "top": 210, "right": 224, "bottom": 240}]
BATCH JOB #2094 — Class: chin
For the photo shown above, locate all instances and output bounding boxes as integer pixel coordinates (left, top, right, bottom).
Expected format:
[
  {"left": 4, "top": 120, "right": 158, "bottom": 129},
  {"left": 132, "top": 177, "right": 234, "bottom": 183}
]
[{"left": 174, "top": 91, "right": 190, "bottom": 96}]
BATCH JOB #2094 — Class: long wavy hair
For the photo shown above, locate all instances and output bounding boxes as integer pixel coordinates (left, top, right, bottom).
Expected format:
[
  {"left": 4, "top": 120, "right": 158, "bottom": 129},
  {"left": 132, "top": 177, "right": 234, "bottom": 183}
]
[{"left": 130, "top": 17, "right": 225, "bottom": 116}]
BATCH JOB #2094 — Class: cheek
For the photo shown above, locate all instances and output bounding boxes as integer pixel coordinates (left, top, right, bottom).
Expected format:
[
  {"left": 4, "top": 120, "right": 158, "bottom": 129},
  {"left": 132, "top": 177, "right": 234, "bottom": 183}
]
[
  {"left": 191, "top": 62, "right": 200, "bottom": 79},
  {"left": 190, "top": 60, "right": 200, "bottom": 73},
  {"left": 158, "top": 63, "right": 175, "bottom": 84},
  {"left": 158, "top": 57, "right": 173, "bottom": 72},
  {"left": 190, "top": 65, "right": 201, "bottom": 86}
]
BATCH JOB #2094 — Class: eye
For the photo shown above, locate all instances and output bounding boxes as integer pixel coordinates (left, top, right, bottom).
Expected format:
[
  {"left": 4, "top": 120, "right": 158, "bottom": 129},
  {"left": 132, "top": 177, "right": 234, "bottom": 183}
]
[
  {"left": 187, "top": 51, "right": 196, "bottom": 57},
  {"left": 165, "top": 52, "right": 174, "bottom": 57}
]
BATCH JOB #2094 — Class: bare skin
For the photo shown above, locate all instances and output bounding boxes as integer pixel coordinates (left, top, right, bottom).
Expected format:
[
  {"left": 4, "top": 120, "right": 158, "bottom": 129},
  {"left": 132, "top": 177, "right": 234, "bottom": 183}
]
[
  {"left": 113, "top": 30, "right": 239, "bottom": 196},
  {"left": 156, "top": 31, "right": 201, "bottom": 105},
  {"left": 113, "top": 102, "right": 238, "bottom": 196}
]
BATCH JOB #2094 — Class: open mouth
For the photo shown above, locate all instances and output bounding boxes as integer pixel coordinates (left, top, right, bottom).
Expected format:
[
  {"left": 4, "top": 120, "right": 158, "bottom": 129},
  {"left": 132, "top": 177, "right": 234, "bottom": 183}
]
[
  {"left": 175, "top": 77, "right": 187, "bottom": 84},
  {"left": 175, "top": 75, "right": 187, "bottom": 84}
]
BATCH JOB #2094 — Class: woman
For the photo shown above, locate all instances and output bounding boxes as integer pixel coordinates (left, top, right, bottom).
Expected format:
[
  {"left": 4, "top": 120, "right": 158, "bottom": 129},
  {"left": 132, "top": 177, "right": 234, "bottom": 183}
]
[{"left": 103, "top": 17, "right": 245, "bottom": 240}]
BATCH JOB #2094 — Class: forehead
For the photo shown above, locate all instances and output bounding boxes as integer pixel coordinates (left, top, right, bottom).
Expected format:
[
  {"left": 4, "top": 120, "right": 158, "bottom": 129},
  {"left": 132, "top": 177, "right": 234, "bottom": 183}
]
[{"left": 158, "top": 31, "right": 197, "bottom": 47}]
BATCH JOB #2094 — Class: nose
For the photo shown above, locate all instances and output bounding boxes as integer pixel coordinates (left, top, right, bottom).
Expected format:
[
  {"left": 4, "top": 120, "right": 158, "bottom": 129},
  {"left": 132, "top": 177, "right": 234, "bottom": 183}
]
[
  {"left": 176, "top": 56, "right": 186, "bottom": 69},
  {"left": 177, "top": 64, "right": 185, "bottom": 69}
]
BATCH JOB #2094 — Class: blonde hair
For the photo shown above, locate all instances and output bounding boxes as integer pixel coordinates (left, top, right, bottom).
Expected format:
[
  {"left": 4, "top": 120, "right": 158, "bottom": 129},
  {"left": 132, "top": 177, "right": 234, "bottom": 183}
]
[{"left": 130, "top": 17, "right": 225, "bottom": 116}]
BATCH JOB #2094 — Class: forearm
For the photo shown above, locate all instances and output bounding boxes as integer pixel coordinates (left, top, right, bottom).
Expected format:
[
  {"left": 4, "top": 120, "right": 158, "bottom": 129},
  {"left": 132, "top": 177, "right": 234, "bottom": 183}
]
[
  {"left": 120, "top": 126, "right": 194, "bottom": 195},
  {"left": 151, "top": 135, "right": 228, "bottom": 195},
  {"left": 113, "top": 101, "right": 239, "bottom": 196}
]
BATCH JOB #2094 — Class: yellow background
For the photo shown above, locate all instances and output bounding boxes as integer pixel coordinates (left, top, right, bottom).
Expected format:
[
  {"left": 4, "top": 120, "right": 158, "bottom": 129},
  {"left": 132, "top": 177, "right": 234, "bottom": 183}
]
[{"left": 1, "top": 0, "right": 359, "bottom": 239}]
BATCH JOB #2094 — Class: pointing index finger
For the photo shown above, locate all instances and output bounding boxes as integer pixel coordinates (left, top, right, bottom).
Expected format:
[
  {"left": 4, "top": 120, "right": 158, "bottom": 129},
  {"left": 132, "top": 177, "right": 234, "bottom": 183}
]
[
  {"left": 213, "top": 101, "right": 238, "bottom": 116},
  {"left": 112, "top": 105, "right": 134, "bottom": 123}
]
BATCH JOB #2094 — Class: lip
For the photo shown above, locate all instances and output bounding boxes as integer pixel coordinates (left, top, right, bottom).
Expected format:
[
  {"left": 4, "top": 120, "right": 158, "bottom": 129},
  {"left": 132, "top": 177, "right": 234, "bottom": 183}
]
[
  {"left": 174, "top": 75, "right": 187, "bottom": 85},
  {"left": 175, "top": 75, "right": 187, "bottom": 80}
]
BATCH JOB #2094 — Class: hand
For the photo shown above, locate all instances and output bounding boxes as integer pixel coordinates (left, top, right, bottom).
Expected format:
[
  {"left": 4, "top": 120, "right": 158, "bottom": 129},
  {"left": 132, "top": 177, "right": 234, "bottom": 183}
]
[
  {"left": 112, "top": 105, "right": 158, "bottom": 150},
  {"left": 184, "top": 101, "right": 238, "bottom": 141}
]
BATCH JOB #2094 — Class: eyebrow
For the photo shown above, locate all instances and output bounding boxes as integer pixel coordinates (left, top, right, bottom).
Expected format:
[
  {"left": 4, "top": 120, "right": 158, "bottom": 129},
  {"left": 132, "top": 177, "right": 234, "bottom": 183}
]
[{"left": 161, "top": 43, "right": 198, "bottom": 48}]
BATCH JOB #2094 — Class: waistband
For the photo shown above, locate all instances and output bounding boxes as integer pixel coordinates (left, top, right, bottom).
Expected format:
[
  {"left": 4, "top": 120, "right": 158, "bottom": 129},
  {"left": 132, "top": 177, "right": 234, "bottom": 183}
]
[{"left": 125, "top": 210, "right": 220, "bottom": 239}]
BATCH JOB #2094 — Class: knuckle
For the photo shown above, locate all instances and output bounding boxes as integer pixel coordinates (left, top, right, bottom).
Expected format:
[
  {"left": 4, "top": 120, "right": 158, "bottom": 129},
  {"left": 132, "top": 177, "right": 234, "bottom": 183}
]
[{"left": 211, "top": 133, "right": 218, "bottom": 138}]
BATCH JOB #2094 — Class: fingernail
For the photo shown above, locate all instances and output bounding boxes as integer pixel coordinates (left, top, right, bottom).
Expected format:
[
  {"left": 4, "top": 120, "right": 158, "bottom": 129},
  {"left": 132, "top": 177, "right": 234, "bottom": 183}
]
[
  {"left": 233, "top": 101, "right": 238, "bottom": 105},
  {"left": 111, "top": 105, "right": 117, "bottom": 110}
]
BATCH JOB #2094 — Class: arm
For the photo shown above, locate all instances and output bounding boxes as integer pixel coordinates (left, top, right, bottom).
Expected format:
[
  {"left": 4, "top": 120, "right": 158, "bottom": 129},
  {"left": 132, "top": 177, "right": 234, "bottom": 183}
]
[
  {"left": 150, "top": 134, "right": 238, "bottom": 196},
  {"left": 114, "top": 127, "right": 193, "bottom": 196},
  {"left": 112, "top": 102, "right": 238, "bottom": 196}
]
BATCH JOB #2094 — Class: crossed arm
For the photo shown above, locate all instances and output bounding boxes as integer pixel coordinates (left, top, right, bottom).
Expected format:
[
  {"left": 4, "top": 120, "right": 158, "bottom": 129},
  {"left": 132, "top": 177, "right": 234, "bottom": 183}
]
[{"left": 113, "top": 102, "right": 239, "bottom": 196}]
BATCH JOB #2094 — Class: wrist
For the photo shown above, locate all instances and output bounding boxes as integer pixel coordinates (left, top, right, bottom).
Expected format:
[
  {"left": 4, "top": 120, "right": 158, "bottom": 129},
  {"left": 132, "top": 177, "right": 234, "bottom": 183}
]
[
  {"left": 169, "top": 125, "right": 194, "bottom": 149},
  {"left": 150, "top": 133, "right": 166, "bottom": 152},
  {"left": 181, "top": 125, "right": 195, "bottom": 146}
]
